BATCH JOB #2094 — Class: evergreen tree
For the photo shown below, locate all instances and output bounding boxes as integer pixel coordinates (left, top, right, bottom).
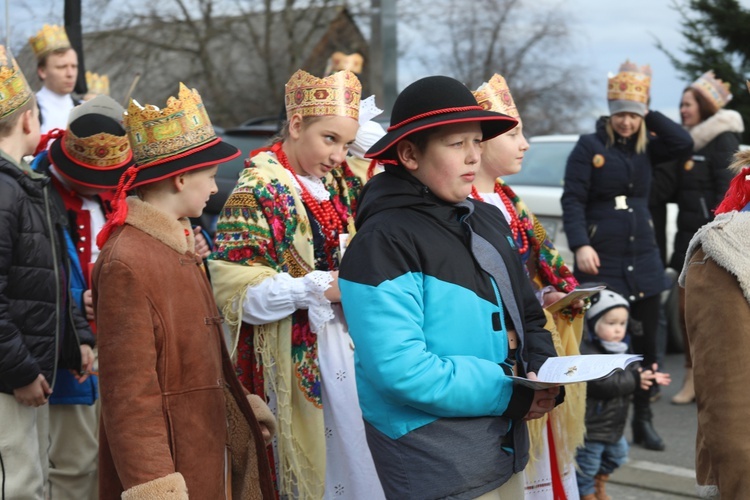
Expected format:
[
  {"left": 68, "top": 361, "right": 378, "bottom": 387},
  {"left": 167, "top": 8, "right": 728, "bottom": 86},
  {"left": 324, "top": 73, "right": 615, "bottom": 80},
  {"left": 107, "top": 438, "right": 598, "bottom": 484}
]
[{"left": 658, "top": 0, "right": 750, "bottom": 143}]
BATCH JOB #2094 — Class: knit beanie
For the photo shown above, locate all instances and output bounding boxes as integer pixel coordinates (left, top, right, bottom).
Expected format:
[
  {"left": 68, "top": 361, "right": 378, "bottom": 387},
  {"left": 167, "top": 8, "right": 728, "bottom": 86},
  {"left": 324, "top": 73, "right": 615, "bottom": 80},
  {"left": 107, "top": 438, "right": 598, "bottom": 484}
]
[{"left": 586, "top": 289, "right": 630, "bottom": 336}]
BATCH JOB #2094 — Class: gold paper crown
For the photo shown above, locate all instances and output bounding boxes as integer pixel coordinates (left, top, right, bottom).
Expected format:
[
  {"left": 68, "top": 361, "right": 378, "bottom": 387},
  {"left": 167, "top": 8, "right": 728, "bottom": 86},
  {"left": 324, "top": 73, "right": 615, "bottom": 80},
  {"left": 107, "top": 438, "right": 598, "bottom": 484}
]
[
  {"left": 690, "top": 70, "right": 732, "bottom": 112},
  {"left": 0, "top": 45, "right": 33, "bottom": 120},
  {"left": 607, "top": 60, "right": 652, "bottom": 104},
  {"left": 124, "top": 83, "right": 217, "bottom": 166},
  {"left": 63, "top": 129, "right": 130, "bottom": 168},
  {"left": 285, "top": 69, "right": 361, "bottom": 120},
  {"left": 85, "top": 71, "right": 110, "bottom": 96},
  {"left": 28, "top": 24, "right": 71, "bottom": 60},
  {"left": 472, "top": 74, "right": 519, "bottom": 119}
]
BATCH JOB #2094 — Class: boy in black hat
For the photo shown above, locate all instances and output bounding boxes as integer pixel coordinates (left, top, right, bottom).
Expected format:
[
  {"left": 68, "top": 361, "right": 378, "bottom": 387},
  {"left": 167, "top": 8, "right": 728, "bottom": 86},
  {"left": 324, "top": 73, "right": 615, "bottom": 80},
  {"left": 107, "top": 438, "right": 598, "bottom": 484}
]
[
  {"left": 92, "top": 84, "right": 276, "bottom": 499},
  {"left": 339, "top": 76, "right": 561, "bottom": 498},
  {"left": 32, "top": 94, "right": 134, "bottom": 499}
]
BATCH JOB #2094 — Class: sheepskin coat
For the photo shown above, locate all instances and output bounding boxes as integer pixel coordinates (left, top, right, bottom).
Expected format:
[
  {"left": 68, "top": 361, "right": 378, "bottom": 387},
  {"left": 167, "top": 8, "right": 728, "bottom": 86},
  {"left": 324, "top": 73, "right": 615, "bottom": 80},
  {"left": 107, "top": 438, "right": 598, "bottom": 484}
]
[
  {"left": 680, "top": 208, "right": 750, "bottom": 499},
  {"left": 93, "top": 197, "right": 275, "bottom": 499}
]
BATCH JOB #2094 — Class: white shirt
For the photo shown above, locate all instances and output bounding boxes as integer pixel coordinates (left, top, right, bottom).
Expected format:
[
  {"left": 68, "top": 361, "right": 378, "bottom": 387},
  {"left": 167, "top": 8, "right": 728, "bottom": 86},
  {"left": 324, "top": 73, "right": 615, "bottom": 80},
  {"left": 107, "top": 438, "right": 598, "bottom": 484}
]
[{"left": 36, "top": 86, "right": 75, "bottom": 134}]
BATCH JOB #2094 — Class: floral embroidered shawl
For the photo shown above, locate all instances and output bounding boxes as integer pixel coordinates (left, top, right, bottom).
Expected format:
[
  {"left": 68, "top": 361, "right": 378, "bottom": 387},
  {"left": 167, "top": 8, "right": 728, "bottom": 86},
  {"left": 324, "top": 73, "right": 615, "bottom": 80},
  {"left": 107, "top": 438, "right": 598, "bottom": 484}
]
[{"left": 208, "top": 150, "right": 361, "bottom": 498}]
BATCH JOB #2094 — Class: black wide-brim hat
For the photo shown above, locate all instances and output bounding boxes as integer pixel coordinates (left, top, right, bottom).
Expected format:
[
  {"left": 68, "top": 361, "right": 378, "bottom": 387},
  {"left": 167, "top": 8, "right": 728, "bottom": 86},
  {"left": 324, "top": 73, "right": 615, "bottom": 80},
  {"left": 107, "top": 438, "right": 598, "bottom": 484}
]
[
  {"left": 48, "top": 113, "right": 135, "bottom": 189},
  {"left": 365, "top": 75, "right": 519, "bottom": 160},
  {"left": 130, "top": 138, "right": 240, "bottom": 188}
]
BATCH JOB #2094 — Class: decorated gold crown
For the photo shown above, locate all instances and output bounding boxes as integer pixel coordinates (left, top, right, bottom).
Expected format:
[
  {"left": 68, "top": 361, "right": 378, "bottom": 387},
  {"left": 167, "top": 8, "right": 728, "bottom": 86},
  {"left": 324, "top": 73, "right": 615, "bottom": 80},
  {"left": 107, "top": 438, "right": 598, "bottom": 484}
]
[
  {"left": 472, "top": 74, "right": 519, "bottom": 119},
  {"left": 0, "top": 45, "right": 33, "bottom": 120},
  {"left": 690, "top": 70, "right": 732, "bottom": 112},
  {"left": 124, "top": 83, "right": 217, "bottom": 166},
  {"left": 285, "top": 69, "right": 361, "bottom": 120},
  {"left": 85, "top": 71, "right": 110, "bottom": 96},
  {"left": 28, "top": 24, "right": 71, "bottom": 60},
  {"left": 607, "top": 60, "right": 652, "bottom": 104}
]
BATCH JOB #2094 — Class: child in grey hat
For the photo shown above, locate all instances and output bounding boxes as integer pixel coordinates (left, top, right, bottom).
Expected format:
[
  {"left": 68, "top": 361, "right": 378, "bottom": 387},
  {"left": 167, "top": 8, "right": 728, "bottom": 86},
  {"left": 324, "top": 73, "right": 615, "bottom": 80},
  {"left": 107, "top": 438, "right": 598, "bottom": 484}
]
[{"left": 576, "top": 289, "right": 671, "bottom": 500}]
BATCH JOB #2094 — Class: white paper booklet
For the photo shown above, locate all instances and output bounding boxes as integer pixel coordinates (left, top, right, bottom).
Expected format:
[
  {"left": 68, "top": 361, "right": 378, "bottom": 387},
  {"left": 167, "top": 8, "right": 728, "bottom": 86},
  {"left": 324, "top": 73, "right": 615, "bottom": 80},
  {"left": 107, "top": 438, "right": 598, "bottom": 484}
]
[{"left": 510, "top": 354, "right": 642, "bottom": 390}]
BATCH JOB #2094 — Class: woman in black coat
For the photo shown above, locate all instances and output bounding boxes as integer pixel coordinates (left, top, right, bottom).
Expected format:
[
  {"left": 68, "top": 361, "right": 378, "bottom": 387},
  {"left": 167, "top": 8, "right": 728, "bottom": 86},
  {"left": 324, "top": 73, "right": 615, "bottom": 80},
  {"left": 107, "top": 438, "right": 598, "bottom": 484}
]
[
  {"left": 562, "top": 61, "right": 692, "bottom": 451},
  {"left": 670, "top": 71, "right": 743, "bottom": 405}
]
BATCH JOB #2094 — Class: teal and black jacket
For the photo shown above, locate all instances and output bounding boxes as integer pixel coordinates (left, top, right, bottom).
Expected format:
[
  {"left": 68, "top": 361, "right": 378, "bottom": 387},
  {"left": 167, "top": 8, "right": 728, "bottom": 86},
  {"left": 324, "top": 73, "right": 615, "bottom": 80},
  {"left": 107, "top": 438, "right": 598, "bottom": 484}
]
[{"left": 339, "top": 166, "right": 557, "bottom": 498}]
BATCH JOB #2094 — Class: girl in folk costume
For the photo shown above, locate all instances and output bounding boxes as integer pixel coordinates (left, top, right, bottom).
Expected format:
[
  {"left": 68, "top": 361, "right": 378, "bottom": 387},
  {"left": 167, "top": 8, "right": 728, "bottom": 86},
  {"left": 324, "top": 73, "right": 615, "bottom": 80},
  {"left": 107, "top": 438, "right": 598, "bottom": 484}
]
[
  {"left": 208, "top": 70, "right": 384, "bottom": 499},
  {"left": 93, "top": 84, "right": 276, "bottom": 499},
  {"left": 472, "top": 74, "right": 586, "bottom": 499}
]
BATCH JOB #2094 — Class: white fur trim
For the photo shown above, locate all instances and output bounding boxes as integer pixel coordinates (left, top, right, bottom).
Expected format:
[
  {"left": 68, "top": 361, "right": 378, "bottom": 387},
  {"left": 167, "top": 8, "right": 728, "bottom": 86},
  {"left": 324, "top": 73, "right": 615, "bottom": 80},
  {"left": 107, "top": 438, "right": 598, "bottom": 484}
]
[
  {"left": 688, "top": 109, "right": 744, "bottom": 151},
  {"left": 695, "top": 483, "right": 720, "bottom": 499}
]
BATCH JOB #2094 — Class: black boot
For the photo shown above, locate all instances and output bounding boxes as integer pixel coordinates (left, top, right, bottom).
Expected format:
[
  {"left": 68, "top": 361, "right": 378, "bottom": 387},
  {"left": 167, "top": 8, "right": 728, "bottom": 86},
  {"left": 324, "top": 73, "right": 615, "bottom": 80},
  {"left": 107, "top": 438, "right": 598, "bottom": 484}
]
[{"left": 632, "top": 401, "right": 665, "bottom": 451}]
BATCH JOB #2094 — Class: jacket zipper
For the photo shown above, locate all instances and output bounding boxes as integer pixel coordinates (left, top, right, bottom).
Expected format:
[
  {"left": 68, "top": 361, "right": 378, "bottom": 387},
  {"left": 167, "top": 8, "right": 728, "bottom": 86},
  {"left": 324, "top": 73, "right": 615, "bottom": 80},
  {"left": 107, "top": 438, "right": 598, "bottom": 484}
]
[{"left": 43, "top": 182, "right": 61, "bottom": 390}]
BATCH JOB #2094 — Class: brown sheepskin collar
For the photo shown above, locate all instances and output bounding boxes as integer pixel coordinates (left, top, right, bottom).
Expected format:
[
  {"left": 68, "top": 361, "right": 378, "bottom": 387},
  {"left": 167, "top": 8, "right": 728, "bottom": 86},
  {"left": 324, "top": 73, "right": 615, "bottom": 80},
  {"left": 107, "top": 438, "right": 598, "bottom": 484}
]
[{"left": 124, "top": 196, "right": 195, "bottom": 255}]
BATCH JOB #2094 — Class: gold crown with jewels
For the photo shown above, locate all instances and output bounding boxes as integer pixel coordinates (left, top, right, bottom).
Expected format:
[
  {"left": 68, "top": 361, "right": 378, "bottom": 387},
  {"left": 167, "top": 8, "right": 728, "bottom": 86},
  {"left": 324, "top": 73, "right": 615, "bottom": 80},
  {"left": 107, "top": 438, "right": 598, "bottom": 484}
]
[
  {"left": 29, "top": 24, "right": 71, "bottom": 60},
  {"left": 124, "top": 83, "right": 217, "bottom": 166},
  {"left": 691, "top": 70, "right": 732, "bottom": 112},
  {"left": 0, "top": 45, "right": 32, "bottom": 119},
  {"left": 472, "top": 74, "right": 519, "bottom": 119},
  {"left": 85, "top": 71, "right": 110, "bottom": 96},
  {"left": 607, "top": 60, "right": 652, "bottom": 104},
  {"left": 285, "top": 69, "right": 361, "bottom": 120}
]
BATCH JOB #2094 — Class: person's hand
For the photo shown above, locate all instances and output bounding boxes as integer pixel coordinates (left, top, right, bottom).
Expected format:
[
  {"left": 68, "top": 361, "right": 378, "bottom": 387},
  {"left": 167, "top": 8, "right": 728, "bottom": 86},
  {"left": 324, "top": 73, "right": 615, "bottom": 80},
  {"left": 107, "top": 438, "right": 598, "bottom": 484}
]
[
  {"left": 639, "top": 363, "right": 671, "bottom": 391},
  {"left": 324, "top": 271, "right": 341, "bottom": 303},
  {"left": 523, "top": 385, "right": 560, "bottom": 421},
  {"left": 72, "top": 345, "right": 95, "bottom": 383},
  {"left": 575, "top": 245, "right": 600, "bottom": 275},
  {"left": 193, "top": 226, "right": 211, "bottom": 259},
  {"left": 542, "top": 291, "right": 566, "bottom": 309},
  {"left": 259, "top": 424, "right": 272, "bottom": 445},
  {"left": 13, "top": 374, "right": 52, "bottom": 407},
  {"left": 83, "top": 289, "right": 95, "bottom": 321}
]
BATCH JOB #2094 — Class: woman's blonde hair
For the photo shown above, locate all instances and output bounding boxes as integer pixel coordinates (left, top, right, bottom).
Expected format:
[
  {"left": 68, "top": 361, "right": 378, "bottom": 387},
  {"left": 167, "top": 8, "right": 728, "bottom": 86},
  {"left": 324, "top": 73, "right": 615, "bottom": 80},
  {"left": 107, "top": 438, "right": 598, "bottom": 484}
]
[{"left": 605, "top": 116, "right": 648, "bottom": 154}]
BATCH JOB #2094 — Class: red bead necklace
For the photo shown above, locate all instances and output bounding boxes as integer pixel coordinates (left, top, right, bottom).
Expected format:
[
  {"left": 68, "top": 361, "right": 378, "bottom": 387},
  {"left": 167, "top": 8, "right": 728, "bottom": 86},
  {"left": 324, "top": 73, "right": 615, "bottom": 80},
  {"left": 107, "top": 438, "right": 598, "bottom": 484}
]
[
  {"left": 471, "top": 184, "right": 529, "bottom": 254},
  {"left": 272, "top": 142, "right": 346, "bottom": 266}
]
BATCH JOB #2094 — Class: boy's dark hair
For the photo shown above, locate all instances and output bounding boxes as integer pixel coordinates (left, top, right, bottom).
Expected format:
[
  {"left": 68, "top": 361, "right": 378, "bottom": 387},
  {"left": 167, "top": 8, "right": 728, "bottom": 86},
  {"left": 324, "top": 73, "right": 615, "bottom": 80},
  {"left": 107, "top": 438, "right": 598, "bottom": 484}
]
[
  {"left": 402, "top": 127, "right": 438, "bottom": 154},
  {"left": 0, "top": 95, "right": 36, "bottom": 139}
]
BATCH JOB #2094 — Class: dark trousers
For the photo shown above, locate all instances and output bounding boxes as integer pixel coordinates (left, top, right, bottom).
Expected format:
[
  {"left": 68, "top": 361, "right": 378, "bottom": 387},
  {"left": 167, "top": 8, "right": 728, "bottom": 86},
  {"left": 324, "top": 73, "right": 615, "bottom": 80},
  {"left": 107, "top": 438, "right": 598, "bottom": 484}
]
[{"left": 629, "top": 293, "right": 661, "bottom": 410}]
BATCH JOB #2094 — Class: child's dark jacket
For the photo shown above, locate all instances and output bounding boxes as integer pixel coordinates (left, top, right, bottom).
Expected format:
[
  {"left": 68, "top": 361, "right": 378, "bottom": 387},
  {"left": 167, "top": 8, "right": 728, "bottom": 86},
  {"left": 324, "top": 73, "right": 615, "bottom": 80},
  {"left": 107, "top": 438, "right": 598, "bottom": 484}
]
[
  {"left": 0, "top": 154, "right": 94, "bottom": 394},
  {"left": 581, "top": 337, "right": 641, "bottom": 444}
]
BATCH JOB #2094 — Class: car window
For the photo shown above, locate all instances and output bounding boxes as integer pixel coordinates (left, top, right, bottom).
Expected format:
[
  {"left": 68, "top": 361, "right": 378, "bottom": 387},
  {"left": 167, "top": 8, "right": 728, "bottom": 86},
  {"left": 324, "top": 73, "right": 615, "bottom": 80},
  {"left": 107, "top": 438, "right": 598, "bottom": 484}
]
[
  {"left": 219, "top": 134, "right": 275, "bottom": 178},
  {"left": 504, "top": 140, "right": 577, "bottom": 187}
]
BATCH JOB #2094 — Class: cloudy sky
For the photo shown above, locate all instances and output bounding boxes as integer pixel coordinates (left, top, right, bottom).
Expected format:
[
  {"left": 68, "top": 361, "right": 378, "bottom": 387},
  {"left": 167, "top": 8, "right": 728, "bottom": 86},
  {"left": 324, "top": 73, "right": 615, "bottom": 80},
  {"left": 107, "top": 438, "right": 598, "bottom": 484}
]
[
  {"left": 8, "top": 0, "right": 750, "bottom": 125},
  {"left": 565, "top": 0, "right": 698, "bottom": 122}
]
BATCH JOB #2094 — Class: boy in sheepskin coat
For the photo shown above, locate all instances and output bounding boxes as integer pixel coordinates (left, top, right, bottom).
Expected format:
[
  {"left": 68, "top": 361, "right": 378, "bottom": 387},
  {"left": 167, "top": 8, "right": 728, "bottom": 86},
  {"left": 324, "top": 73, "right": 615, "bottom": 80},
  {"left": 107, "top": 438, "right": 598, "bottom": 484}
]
[
  {"left": 681, "top": 147, "right": 750, "bottom": 499},
  {"left": 92, "top": 84, "right": 276, "bottom": 499}
]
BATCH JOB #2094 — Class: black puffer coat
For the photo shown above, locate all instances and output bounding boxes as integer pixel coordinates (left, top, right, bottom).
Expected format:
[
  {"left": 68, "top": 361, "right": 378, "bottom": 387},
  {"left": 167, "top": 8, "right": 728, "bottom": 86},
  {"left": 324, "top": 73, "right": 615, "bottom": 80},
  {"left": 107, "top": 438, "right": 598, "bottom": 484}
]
[
  {"left": 562, "top": 112, "right": 693, "bottom": 301},
  {"left": 670, "top": 109, "right": 744, "bottom": 272},
  {"left": 0, "top": 155, "right": 94, "bottom": 395},
  {"left": 580, "top": 338, "right": 641, "bottom": 444}
]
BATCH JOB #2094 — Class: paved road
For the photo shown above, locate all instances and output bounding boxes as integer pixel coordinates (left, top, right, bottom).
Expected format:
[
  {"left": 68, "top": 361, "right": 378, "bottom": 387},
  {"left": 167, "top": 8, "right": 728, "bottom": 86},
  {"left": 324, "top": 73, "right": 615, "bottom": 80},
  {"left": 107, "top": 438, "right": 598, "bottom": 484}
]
[{"left": 608, "top": 352, "right": 700, "bottom": 498}]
